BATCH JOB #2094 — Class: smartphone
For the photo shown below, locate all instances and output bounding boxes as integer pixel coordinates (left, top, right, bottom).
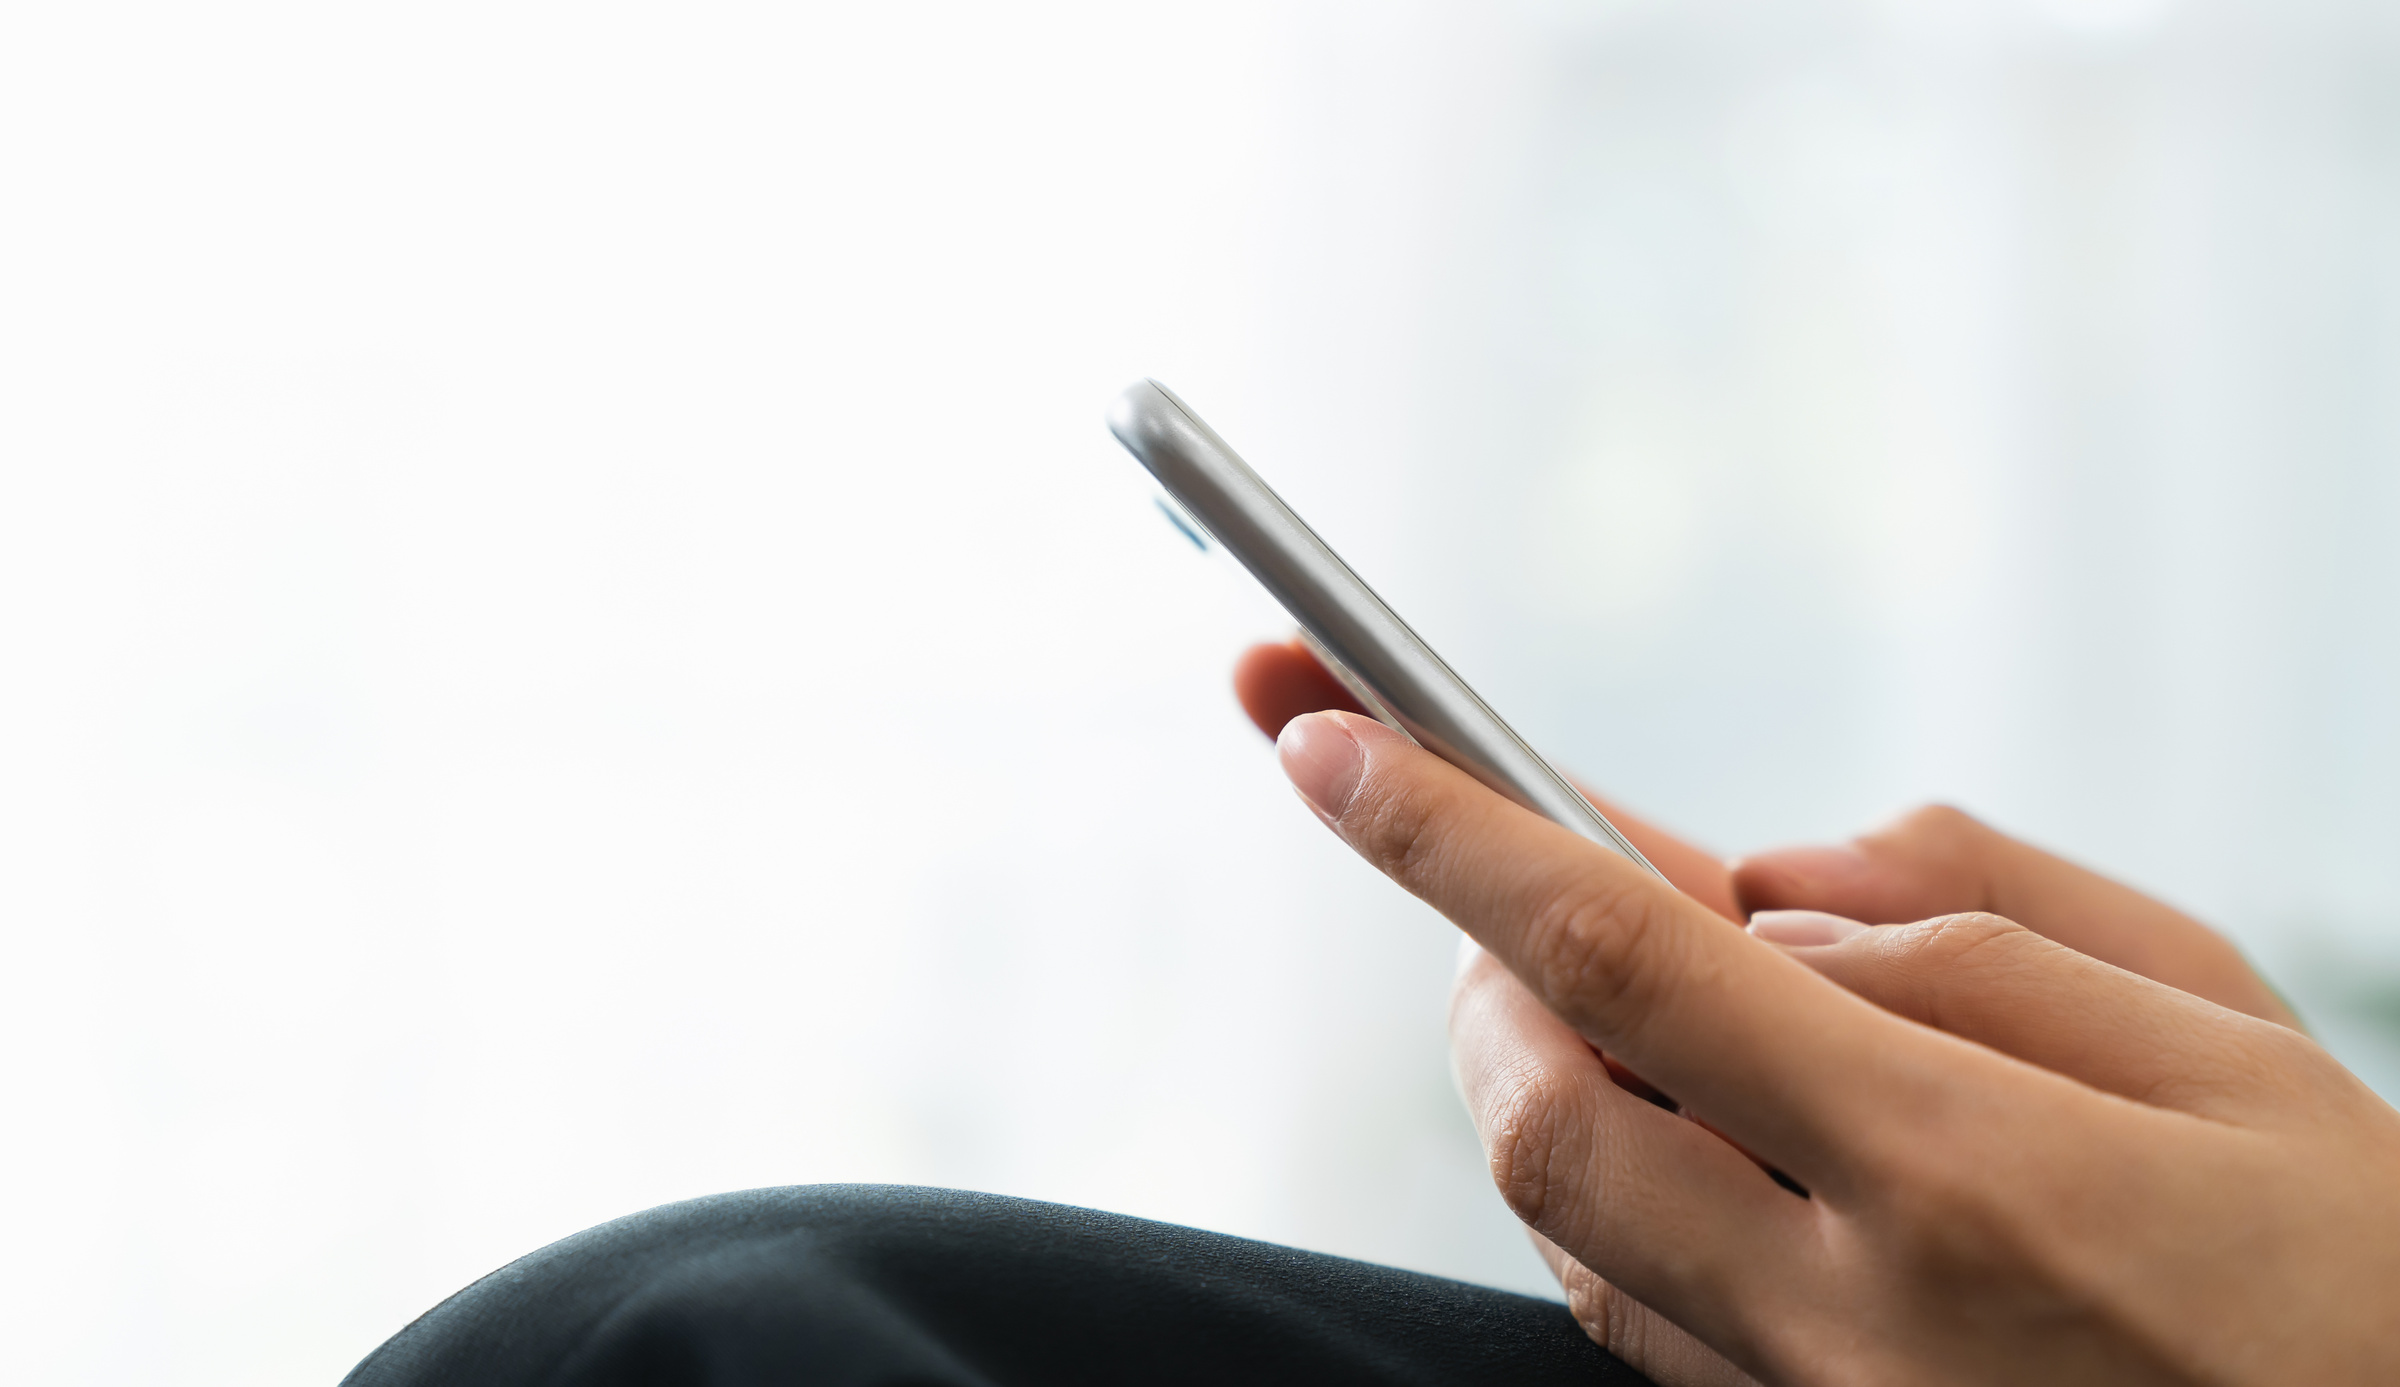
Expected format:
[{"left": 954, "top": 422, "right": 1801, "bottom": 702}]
[{"left": 1107, "top": 379, "right": 1661, "bottom": 877}]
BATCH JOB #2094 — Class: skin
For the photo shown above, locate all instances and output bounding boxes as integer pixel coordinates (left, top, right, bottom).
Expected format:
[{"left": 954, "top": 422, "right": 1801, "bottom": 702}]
[{"left": 1233, "top": 638, "right": 2400, "bottom": 1387}]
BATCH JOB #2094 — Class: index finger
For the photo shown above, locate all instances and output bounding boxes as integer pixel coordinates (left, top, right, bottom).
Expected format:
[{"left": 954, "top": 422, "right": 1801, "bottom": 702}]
[
  {"left": 1279, "top": 710, "right": 1943, "bottom": 1190},
  {"left": 1231, "top": 637, "right": 1370, "bottom": 736},
  {"left": 1236, "top": 637, "right": 1743, "bottom": 919}
]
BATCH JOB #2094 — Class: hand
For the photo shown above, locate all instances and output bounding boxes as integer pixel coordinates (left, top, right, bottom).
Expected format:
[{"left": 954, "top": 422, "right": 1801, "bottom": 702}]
[
  {"left": 1235, "top": 639, "right": 2289, "bottom": 1022},
  {"left": 1730, "top": 804, "right": 2298, "bottom": 1027},
  {"left": 1234, "top": 638, "right": 2312, "bottom": 1378},
  {"left": 1233, "top": 637, "right": 1742, "bottom": 919},
  {"left": 1274, "top": 709, "right": 2400, "bottom": 1386}
]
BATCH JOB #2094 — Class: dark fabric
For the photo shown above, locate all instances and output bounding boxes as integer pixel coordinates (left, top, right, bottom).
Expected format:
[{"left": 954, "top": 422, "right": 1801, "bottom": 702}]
[{"left": 343, "top": 1184, "right": 1653, "bottom": 1387}]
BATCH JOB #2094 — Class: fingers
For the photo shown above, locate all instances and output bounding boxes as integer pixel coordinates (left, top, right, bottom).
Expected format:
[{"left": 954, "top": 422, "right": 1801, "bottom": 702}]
[
  {"left": 1451, "top": 946, "right": 1807, "bottom": 1370},
  {"left": 1285, "top": 711, "right": 1918, "bottom": 1186},
  {"left": 1525, "top": 1229, "right": 1765, "bottom": 1387},
  {"left": 1565, "top": 775, "right": 1742, "bottom": 923},
  {"left": 1748, "top": 909, "right": 2333, "bottom": 1121},
  {"left": 1237, "top": 635, "right": 1743, "bottom": 919},
  {"left": 1232, "top": 637, "right": 1368, "bottom": 736},
  {"left": 1732, "top": 805, "right": 2296, "bottom": 1026}
]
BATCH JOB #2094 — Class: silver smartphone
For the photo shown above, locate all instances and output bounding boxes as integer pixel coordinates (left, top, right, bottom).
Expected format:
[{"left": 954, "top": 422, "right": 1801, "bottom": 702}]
[{"left": 1108, "top": 379, "right": 1661, "bottom": 877}]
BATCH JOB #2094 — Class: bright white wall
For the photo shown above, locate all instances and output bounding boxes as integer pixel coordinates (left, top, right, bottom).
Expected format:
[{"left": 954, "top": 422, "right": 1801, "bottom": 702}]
[{"left": 3, "top": 3, "right": 2398, "bottom": 1384}]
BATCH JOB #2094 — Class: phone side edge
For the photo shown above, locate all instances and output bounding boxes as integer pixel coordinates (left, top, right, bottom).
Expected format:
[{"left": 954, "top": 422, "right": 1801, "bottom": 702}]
[{"left": 1107, "top": 380, "right": 1662, "bottom": 879}]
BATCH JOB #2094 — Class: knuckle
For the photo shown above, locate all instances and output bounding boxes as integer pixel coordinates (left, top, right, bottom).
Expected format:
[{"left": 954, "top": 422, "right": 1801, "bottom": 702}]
[
  {"left": 1556, "top": 1258, "right": 1624, "bottom": 1352},
  {"left": 1882, "top": 803, "right": 1989, "bottom": 869},
  {"left": 1484, "top": 1065, "right": 1575, "bottom": 1230},
  {"left": 1881, "top": 910, "right": 2031, "bottom": 974},
  {"left": 1519, "top": 874, "right": 1688, "bottom": 1039},
  {"left": 1867, "top": 913, "right": 2044, "bottom": 1031},
  {"left": 1561, "top": 1268, "right": 1686, "bottom": 1385},
  {"left": 1344, "top": 771, "right": 1449, "bottom": 885},
  {"left": 2251, "top": 1020, "right": 2324, "bottom": 1071},
  {"left": 2233, "top": 1019, "right": 2347, "bottom": 1097},
  {"left": 1893, "top": 802, "right": 1980, "bottom": 845}
]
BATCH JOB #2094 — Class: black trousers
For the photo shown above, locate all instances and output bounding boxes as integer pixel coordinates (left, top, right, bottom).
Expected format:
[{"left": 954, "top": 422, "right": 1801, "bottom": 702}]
[{"left": 343, "top": 1185, "right": 1654, "bottom": 1386}]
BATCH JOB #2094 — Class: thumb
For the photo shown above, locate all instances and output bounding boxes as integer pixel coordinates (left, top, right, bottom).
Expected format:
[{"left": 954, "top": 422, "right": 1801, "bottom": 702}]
[{"left": 1747, "top": 910, "right": 2287, "bottom": 1121}]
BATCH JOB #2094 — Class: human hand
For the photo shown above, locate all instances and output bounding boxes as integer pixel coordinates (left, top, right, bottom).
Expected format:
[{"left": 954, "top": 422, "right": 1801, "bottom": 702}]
[
  {"left": 1232, "top": 637, "right": 1741, "bottom": 920},
  {"left": 1234, "top": 638, "right": 2287, "bottom": 1022},
  {"left": 1276, "top": 709, "right": 2400, "bottom": 1386},
  {"left": 1731, "top": 804, "right": 2298, "bottom": 1027},
  {"left": 1235, "top": 637, "right": 2309, "bottom": 1377}
]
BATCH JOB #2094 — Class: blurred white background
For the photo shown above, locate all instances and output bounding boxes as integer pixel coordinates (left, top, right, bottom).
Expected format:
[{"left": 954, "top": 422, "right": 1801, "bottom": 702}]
[{"left": 3, "top": 1, "right": 2398, "bottom": 1382}]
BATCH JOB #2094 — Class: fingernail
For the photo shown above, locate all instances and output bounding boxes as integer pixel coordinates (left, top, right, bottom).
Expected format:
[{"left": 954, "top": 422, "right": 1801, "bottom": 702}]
[
  {"left": 1747, "top": 910, "right": 1869, "bottom": 946},
  {"left": 1277, "top": 712, "right": 1384, "bottom": 820}
]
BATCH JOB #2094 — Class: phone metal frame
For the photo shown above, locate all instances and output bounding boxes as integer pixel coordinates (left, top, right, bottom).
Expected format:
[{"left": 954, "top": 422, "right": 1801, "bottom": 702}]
[{"left": 1108, "top": 379, "right": 1661, "bottom": 877}]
